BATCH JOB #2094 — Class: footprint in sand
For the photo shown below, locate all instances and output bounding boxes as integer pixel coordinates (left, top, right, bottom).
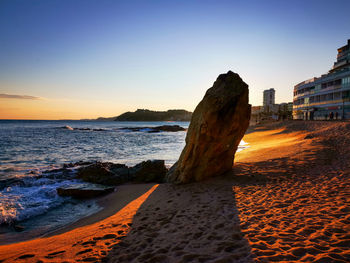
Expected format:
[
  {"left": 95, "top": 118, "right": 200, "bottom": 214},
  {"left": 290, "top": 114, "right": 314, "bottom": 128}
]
[
  {"left": 45, "top": 250, "right": 65, "bottom": 258},
  {"left": 17, "top": 254, "right": 35, "bottom": 259},
  {"left": 82, "top": 240, "right": 96, "bottom": 246},
  {"left": 81, "top": 256, "right": 99, "bottom": 262},
  {"left": 76, "top": 249, "right": 93, "bottom": 255},
  {"left": 102, "top": 234, "right": 117, "bottom": 239}
]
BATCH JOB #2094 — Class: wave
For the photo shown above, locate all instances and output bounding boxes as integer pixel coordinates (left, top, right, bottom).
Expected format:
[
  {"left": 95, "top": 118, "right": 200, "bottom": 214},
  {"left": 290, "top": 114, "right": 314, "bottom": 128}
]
[
  {"left": 0, "top": 166, "right": 79, "bottom": 224},
  {"left": 60, "top": 126, "right": 108, "bottom": 132},
  {"left": 58, "top": 125, "right": 186, "bottom": 133}
]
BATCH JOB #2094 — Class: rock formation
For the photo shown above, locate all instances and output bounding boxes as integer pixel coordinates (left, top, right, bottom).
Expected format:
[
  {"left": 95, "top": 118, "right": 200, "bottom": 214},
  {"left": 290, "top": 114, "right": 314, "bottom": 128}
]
[
  {"left": 166, "top": 71, "right": 251, "bottom": 183},
  {"left": 119, "top": 125, "right": 186, "bottom": 133},
  {"left": 129, "top": 160, "right": 167, "bottom": 183},
  {"left": 77, "top": 162, "right": 130, "bottom": 185},
  {"left": 76, "top": 160, "right": 167, "bottom": 185}
]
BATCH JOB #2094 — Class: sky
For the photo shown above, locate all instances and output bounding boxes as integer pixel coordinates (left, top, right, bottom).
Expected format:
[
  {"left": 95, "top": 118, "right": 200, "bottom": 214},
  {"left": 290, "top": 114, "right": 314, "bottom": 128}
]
[{"left": 0, "top": 0, "right": 349, "bottom": 120}]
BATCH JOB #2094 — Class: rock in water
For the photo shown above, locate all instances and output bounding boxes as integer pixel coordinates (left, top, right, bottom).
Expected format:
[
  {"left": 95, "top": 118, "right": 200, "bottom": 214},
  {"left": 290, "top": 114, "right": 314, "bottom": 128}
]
[
  {"left": 76, "top": 160, "right": 168, "bottom": 185},
  {"left": 166, "top": 71, "right": 251, "bottom": 183}
]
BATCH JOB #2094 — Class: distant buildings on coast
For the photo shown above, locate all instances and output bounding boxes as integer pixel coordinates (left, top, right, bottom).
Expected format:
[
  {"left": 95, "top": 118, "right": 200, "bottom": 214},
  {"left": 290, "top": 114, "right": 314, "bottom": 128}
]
[
  {"left": 251, "top": 88, "right": 292, "bottom": 124},
  {"left": 293, "top": 39, "right": 350, "bottom": 120},
  {"left": 263, "top": 88, "right": 275, "bottom": 109}
]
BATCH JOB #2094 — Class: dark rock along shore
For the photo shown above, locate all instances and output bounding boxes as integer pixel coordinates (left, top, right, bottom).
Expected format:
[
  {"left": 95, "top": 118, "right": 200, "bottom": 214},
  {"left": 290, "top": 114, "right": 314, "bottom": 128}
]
[{"left": 76, "top": 160, "right": 167, "bottom": 186}]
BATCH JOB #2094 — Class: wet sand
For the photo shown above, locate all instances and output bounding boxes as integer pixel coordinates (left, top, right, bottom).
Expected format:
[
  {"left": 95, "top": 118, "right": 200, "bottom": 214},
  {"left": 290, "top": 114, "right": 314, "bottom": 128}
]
[{"left": 0, "top": 121, "right": 349, "bottom": 262}]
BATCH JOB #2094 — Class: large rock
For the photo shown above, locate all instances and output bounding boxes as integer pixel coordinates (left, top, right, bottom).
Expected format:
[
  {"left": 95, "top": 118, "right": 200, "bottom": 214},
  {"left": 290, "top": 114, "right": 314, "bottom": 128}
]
[
  {"left": 76, "top": 160, "right": 168, "bottom": 185},
  {"left": 166, "top": 71, "right": 251, "bottom": 183},
  {"left": 153, "top": 125, "right": 186, "bottom": 132},
  {"left": 77, "top": 162, "right": 130, "bottom": 185},
  {"left": 57, "top": 183, "right": 115, "bottom": 198},
  {"left": 118, "top": 125, "right": 186, "bottom": 133},
  {"left": 129, "top": 160, "right": 167, "bottom": 183}
]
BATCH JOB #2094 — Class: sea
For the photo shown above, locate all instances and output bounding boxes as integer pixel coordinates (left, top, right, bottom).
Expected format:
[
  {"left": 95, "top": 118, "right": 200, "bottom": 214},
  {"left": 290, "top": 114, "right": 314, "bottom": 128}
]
[{"left": 0, "top": 120, "right": 247, "bottom": 243}]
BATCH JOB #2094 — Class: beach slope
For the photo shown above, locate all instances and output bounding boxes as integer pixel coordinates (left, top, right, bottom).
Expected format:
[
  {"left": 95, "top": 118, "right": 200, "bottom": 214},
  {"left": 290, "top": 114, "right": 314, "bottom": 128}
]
[{"left": 0, "top": 121, "right": 349, "bottom": 262}]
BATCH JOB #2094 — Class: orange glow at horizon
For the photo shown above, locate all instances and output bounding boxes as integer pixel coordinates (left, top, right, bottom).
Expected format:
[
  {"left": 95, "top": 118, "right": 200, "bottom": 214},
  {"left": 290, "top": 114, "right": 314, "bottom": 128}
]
[{"left": 0, "top": 98, "right": 129, "bottom": 120}]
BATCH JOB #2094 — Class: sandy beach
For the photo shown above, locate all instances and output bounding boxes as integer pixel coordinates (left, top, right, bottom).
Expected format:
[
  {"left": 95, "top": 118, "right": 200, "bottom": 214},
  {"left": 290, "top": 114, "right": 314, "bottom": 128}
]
[{"left": 0, "top": 121, "right": 349, "bottom": 262}]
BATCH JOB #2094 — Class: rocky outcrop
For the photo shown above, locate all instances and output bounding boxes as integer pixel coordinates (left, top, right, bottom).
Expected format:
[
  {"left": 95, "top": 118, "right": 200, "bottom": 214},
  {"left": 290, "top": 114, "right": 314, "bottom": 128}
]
[
  {"left": 60, "top": 127, "right": 107, "bottom": 132},
  {"left": 76, "top": 160, "right": 167, "bottom": 185},
  {"left": 153, "top": 125, "right": 186, "bottom": 132},
  {"left": 129, "top": 160, "right": 167, "bottom": 183},
  {"left": 77, "top": 162, "right": 130, "bottom": 185},
  {"left": 119, "top": 125, "right": 186, "bottom": 133},
  {"left": 57, "top": 183, "right": 115, "bottom": 198},
  {"left": 166, "top": 71, "right": 251, "bottom": 183}
]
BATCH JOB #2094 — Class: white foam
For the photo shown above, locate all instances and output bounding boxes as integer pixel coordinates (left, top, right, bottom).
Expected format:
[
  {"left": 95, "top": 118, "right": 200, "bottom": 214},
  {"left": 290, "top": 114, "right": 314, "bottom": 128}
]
[
  {"left": 63, "top": 125, "right": 74, "bottom": 130},
  {"left": 237, "top": 140, "right": 249, "bottom": 153},
  {"left": 0, "top": 176, "right": 78, "bottom": 224}
]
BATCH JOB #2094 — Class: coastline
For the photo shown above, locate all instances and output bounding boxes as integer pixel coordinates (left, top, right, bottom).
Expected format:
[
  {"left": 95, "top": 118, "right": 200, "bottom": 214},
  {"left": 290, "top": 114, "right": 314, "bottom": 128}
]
[
  {"left": 43, "top": 183, "right": 156, "bottom": 238},
  {"left": 0, "top": 121, "right": 349, "bottom": 262}
]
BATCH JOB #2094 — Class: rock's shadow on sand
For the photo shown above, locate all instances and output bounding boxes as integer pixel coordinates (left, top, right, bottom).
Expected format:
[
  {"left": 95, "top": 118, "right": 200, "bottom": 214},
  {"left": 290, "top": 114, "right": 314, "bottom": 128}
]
[
  {"left": 106, "top": 176, "right": 255, "bottom": 263},
  {"left": 105, "top": 122, "right": 350, "bottom": 263}
]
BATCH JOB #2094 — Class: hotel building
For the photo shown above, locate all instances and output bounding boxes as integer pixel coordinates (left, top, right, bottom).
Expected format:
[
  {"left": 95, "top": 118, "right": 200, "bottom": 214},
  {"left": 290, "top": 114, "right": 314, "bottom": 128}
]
[
  {"left": 263, "top": 88, "right": 275, "bottom": 111},
  {"left": 293, "top": 39, "right": 350, "bottom": 120}
]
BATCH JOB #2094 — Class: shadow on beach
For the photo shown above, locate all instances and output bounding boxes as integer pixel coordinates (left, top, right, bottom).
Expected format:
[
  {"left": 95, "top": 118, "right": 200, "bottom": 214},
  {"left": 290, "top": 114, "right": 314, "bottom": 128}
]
[
  {"left": 105, "top": 175, "right": 255, "bottom": 263},
  {"left": 106, "top": 121, "right": 350, "bottom": 263}
]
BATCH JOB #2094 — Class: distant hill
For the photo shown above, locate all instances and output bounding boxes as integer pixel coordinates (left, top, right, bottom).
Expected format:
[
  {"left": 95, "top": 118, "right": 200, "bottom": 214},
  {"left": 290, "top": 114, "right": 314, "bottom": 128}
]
[
  {"left": 115, "top": 109, "right": 192, "bottom": 121},
  {"left": 95, "top": 117, "right": 116, "bottom": 121}
]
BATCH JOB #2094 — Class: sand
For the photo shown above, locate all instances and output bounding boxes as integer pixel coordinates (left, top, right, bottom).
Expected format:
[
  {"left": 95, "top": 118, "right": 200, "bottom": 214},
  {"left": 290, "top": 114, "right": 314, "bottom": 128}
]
[{"left": 0, "top": 121, "right": 349, "bottom": 262}]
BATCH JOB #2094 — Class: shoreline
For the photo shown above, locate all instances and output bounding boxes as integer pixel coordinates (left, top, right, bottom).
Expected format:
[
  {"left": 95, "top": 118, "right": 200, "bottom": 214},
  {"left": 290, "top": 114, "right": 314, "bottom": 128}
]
[
  {"left": 44, "top": 183, "right": 155, "bottom": 238},
  {"left": 0, "top": 121, "right": 349, "bottom": 262},
  {"left": 0, "top": 183, "right": 155, "bottom": 245}
]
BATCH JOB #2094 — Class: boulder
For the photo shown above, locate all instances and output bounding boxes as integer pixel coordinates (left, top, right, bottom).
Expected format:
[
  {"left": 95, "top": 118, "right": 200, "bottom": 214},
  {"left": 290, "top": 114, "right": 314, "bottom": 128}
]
[
  {"left": 166, "top": 71, "right": 251, "bottom": 183},
  {"left": 77, "top": 162, "right": 130, "bottom": 185},
  {"left": 153, "top": 125, "right": 186, "bottom": 132},
  {"left": 57, "top": 183, "right": 114, "bottom": 198},
  {"left": 118, "top": 125, "right": 186, "bottom": 133},
  {"left": 76, "top": 160, "right": 168, "bottom": 185},
  {"left": 129, "top": 160, "right": 167, "bottom": 183}
]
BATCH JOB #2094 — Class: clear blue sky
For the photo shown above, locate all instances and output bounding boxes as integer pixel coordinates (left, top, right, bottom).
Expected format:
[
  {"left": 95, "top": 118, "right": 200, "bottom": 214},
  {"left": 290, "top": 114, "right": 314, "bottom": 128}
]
[{"left": 0, "top": 0, "right": 349, "bottom": 119}]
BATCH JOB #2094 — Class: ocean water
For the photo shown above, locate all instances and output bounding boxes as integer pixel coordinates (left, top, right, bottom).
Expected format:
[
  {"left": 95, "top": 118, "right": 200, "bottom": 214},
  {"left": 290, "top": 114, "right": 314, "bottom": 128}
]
[{"left": 0, "top": 120, "right": 247, "bottom": 242}]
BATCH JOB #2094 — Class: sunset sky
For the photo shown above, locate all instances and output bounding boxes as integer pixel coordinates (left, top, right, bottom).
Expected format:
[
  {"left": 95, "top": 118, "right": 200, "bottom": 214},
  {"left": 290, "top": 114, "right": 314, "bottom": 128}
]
[{"left": 1, "top": 0, "right": 350, "bottom": 120}]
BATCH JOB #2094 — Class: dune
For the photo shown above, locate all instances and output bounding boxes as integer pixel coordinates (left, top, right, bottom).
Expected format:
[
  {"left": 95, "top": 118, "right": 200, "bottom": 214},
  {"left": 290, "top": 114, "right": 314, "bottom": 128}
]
[{"left": 0, "top": 121, "right": 349, "bottom": 262}]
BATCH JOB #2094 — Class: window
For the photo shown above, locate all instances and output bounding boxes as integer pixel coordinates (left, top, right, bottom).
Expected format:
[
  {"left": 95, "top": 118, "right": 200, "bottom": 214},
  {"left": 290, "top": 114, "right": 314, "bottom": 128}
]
[
  {"left": 334, "top": 79, "right": 341, "bottom": 85},
  {"left": 334, "top": 92, "right": 341, "bottom": 100},
  {"left": 342, "top": 77, "right": 350, "bottom": 85},
  {"left": 343, "top": 90, "right": 350, "bottom": 99},
  {"left": 327, "top": 93, "right": 333, "bottom": 100}
]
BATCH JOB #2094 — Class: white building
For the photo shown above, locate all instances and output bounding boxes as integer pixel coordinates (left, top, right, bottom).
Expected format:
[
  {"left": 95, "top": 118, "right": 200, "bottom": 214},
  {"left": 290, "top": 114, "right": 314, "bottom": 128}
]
[
  {"left": 293, "top": 39, "right": 350, "bottom": 120},
  {"left": 263, "top": 88, "right": 275, "bottom": 111}
]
